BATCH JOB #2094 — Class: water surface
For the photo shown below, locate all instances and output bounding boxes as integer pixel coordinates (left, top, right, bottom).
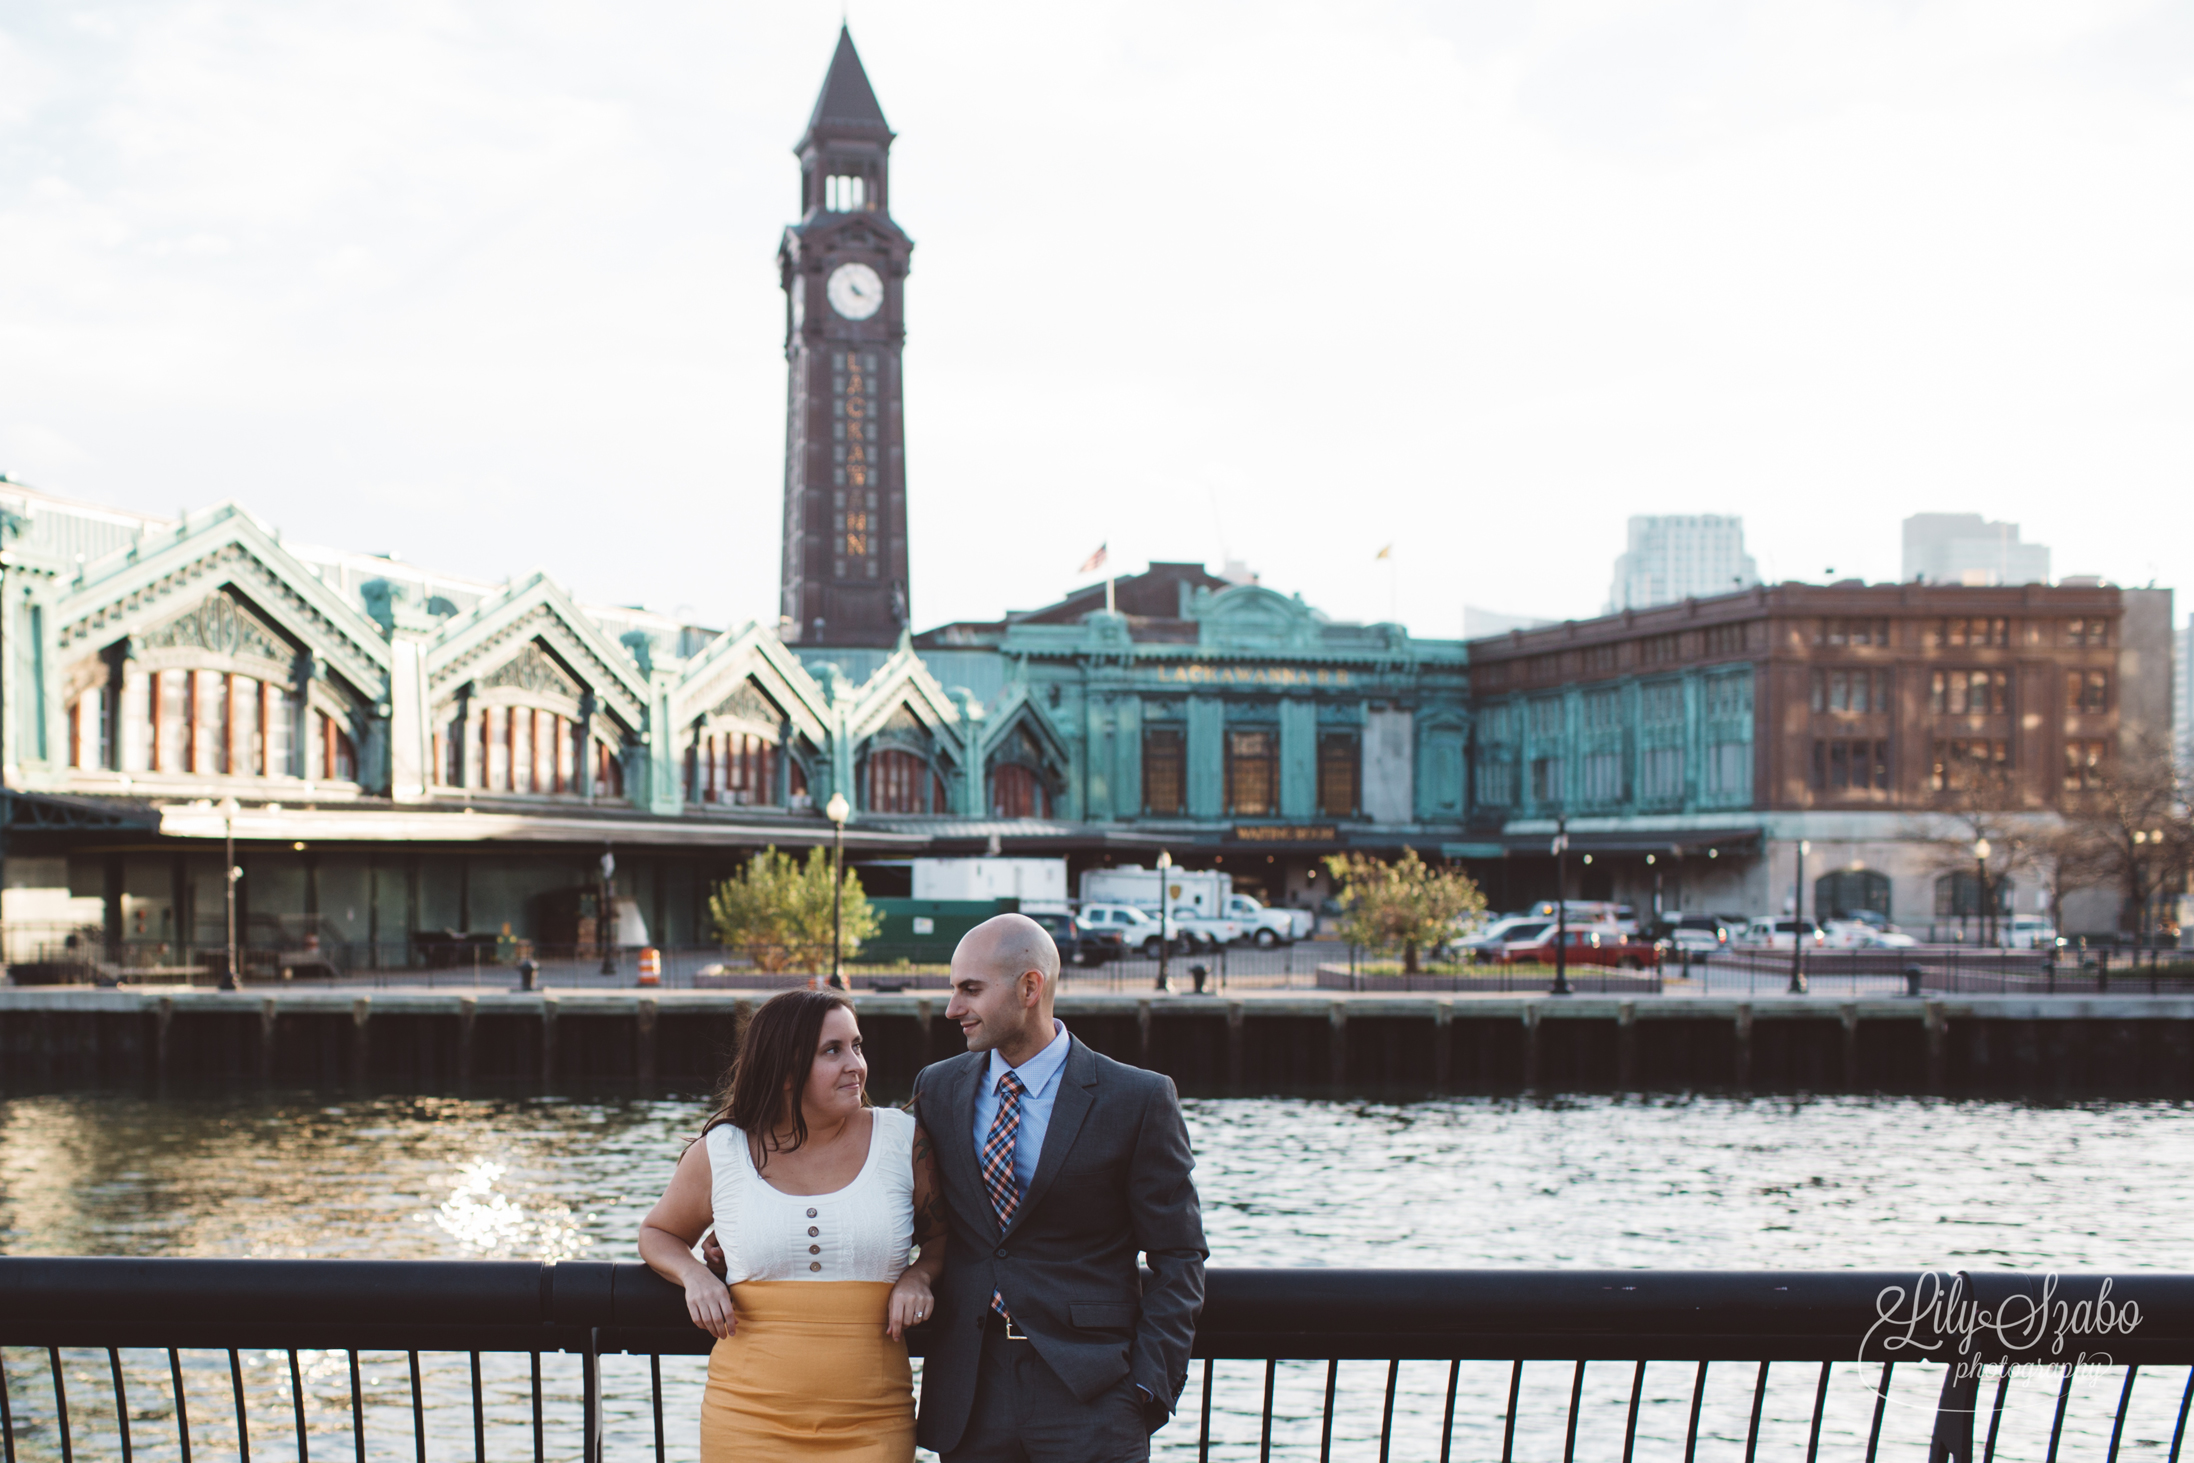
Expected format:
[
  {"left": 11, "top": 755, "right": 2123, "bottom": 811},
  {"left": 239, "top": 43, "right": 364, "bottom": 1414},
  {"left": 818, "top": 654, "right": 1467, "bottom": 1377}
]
[{"left": 3, "top": 1092, "right": 2189, "bottom": 1461}]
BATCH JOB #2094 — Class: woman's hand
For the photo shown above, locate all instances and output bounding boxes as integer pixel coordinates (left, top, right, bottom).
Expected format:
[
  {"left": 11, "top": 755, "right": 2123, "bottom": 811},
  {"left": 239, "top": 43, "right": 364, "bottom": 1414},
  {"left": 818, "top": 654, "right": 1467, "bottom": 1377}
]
[
  {"left": 685, "top": 1270, "right": 736, "bottom": 1340},
  {"left": 885, "top": 1270, "right": 935, "bottom": 1341}
]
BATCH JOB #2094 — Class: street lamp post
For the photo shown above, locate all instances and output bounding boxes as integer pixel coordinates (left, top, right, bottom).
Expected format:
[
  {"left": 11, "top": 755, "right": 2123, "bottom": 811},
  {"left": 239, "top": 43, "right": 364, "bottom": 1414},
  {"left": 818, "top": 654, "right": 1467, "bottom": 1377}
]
[
  {"left": 1973, "top": 838, "right": 1992, "bottom": 949},
  {"left": 598, "top": 851, "right": 617, "bottom": 976},
  {"left": 826, "top": 793, "right": 851, "bottom": 991},
  {"left": 1154, "top": 851, "right": 1173, "bottom": 994},
  {"left": 221, "top": 797, "right": 241, "bottom": 991},
  {"left": 1789, "top": 839, "right": 1810, "bottom": 994},
  {"left": 1550, "top": 818, "right": 1571, "bottom": 997},
  {"left": 2147, "top": 830, "right": 2164, "bottom": 951}
]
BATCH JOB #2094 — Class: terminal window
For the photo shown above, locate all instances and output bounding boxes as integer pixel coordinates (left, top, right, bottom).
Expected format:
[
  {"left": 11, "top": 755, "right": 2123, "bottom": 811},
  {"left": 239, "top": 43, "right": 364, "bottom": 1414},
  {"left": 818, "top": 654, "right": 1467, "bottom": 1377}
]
[
  {"left": 991, "top": 763, "right": 1048, "bottom": 819},
  {"left": 867, "top": 748, "right": 927, "bottom": 813},
  {"left": 1316, "top": 733, "right": 1359, "bottom": 818},
  {"left": 1142, "top": 728, "right": 1183, "bottom": 816},
  {"left": 1226, "top": 730, "right": 1276, "bottom": 816}
]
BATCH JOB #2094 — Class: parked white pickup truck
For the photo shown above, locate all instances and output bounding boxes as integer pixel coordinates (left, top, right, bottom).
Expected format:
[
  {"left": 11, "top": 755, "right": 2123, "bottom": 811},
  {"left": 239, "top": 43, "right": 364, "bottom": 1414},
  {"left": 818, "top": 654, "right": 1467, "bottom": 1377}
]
[
  {"left": 1223, "top": 893, "right": 1315, "bottom": 947},
  {"left": 1079, "top": 903, "right": 1193, "bottom": 958},
  {"left": 1168, "top": 904, "right": 1247, "bottom": 949}
]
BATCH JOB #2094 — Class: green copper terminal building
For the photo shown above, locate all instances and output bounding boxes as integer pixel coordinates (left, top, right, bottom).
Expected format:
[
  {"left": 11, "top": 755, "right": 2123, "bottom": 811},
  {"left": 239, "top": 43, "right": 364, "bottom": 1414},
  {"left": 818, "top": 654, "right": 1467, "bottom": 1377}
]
[{"left": 0, "top": 490, "right": 1472, "bottom": 967}]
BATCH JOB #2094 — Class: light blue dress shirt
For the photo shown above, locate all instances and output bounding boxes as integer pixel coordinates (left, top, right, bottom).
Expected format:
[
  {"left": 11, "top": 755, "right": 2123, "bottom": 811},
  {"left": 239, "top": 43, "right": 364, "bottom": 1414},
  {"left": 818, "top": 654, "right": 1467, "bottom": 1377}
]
[{"left": 971, "top": 1018, "right": 1071, "bottom": 1195}]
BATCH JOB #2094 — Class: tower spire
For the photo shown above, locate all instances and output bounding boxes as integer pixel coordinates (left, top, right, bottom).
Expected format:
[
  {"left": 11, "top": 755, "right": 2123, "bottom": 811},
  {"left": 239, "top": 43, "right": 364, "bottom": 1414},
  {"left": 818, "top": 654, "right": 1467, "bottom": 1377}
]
[
  {"left": 778, "top": 27, "right": 915, "bottom": 648},
  {"left": 799, "top": 26, "right": 892, "bottom": 149}
]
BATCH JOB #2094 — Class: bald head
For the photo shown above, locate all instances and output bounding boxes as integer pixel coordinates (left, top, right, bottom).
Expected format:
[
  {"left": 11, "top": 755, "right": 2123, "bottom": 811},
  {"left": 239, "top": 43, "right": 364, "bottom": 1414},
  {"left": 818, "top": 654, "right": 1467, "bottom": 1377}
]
[
  {"left": 946, "top": 912, "right": 1060, "bottom": 1062},
  {"left": 960, "top": 912, "right": 1060, "bottom": 987}
]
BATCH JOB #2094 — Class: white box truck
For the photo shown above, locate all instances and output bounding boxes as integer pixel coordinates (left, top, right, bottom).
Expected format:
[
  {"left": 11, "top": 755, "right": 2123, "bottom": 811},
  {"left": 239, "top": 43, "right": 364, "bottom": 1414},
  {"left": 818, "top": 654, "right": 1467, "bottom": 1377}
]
[
  {"left": 911, "top": 858, "right": 1069, "bottom": 913},
  {"left": 1079, "top": 864, "right": 1230, "bottom": 916},
  {"left": 1077, "top": 865, "right": 1310, "bottom": 946}
]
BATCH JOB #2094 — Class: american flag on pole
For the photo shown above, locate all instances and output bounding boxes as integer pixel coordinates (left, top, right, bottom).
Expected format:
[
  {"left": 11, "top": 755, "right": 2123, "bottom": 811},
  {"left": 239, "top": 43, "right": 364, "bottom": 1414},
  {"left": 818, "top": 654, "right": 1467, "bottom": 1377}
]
[{"left": 1078, "top": 543, "right": 1109, "bottom": 574}]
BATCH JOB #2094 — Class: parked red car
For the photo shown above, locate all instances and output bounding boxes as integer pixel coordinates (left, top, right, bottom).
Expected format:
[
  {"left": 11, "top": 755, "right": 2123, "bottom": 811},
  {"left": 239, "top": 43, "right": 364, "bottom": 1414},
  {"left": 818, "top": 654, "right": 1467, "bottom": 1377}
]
[{"left": 1493, "top": 926, "right": 1660, "bottom": 969}]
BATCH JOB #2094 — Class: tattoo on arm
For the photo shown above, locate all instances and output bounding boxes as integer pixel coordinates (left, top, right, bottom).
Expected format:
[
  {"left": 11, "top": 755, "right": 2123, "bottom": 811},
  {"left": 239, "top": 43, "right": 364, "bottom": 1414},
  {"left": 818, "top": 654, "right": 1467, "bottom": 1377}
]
[
  {"left": 915, "top": 1188, "right": 950, "bottom": 1250},
  {"left": 911, "top": 1123, "right": 948, "bottom": 1254}
]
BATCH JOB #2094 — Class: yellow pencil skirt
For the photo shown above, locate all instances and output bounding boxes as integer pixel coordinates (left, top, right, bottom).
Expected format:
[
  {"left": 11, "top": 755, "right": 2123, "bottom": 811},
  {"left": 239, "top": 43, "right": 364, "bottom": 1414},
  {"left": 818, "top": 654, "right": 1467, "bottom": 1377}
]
[{"left": 700, "top": 1281, "right": 915, "bottom": 1463}]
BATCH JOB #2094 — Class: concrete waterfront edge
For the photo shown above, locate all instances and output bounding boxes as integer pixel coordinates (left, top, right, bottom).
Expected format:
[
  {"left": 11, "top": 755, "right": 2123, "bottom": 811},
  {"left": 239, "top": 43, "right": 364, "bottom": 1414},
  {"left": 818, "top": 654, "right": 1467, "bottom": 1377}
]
[
  {"left": 7, "top": 986, "right": 2194, "bottom": 1020},
  {"left": 4, "top": 985, "right": 2194, "bottom": 1095}
]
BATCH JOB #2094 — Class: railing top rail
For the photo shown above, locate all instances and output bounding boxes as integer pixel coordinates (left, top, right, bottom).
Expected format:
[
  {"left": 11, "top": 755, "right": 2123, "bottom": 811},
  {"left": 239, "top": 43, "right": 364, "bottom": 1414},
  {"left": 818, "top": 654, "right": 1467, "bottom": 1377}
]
[{"left": 3, "top": 1259, "right": 2189, "bottom": 1364}]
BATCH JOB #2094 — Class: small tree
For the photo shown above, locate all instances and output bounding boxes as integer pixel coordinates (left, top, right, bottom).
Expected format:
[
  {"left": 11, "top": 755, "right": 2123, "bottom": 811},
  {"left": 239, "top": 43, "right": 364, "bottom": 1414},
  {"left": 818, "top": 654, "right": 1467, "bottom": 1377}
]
[
  {"left": 1898, "top": 759, "right": 2043, "bottom": 942},
  {"left": 2049, "top": 734, "right": 2191, "bottom": 944},
  {"left": 708, "top": 847, "right": 880, "bottom": 973},
  {"left": 1321, "top": 848, "right": 1486, "bottom": 973}
]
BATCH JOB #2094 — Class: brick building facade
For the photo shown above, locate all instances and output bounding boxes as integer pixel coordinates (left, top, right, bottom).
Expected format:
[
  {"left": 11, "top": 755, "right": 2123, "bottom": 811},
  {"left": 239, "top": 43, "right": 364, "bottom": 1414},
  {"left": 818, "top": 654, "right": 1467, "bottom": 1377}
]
[{"left": 1465, "top": 581, "right": 2174, "bottom": 935}]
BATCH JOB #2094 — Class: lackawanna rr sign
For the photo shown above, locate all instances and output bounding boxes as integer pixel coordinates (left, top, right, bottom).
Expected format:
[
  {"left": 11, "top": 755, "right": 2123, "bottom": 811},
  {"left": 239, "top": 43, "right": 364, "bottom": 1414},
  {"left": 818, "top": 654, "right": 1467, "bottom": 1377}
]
[{"left": 1231, "top": 825, "right": 1339, "bottom": 843}]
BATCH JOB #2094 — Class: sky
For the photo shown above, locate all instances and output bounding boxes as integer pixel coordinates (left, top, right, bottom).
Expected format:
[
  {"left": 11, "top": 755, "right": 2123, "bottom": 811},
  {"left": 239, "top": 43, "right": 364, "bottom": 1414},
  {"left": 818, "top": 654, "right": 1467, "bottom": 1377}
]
[{"left": 1, "top": 0, "right": 2190, "bottom": 640}]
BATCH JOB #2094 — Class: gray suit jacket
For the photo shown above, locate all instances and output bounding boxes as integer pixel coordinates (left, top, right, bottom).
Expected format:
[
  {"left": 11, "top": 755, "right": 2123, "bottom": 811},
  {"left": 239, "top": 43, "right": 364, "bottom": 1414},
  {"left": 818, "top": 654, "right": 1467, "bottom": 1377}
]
[{"left": 910, "top": 1035, "right": 1207, "bottom": 1455}]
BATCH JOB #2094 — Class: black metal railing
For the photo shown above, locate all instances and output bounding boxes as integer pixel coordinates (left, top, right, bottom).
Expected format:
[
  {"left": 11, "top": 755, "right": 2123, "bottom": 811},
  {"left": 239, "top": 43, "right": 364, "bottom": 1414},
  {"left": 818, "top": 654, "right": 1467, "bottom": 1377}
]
[
  {"left": 4, "top": 1261, "right": 2192, "bottom": 1462},
  {"left": 19, "top": 929, "right": 2193, "bottom": 1001},
  {"left": 5, "top": 939, "right": 1348, "bottom": 994},
  {"left": 1691, "top": 948, "right": 2194, "bottom": 997}
]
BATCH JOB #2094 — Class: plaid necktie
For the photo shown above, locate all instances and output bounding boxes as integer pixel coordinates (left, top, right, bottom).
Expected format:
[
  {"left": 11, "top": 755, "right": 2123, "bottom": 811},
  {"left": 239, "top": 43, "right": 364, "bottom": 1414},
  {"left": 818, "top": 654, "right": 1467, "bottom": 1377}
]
[{"left": 982, "top": 1070, "right": 1026, "bottom": 1320}]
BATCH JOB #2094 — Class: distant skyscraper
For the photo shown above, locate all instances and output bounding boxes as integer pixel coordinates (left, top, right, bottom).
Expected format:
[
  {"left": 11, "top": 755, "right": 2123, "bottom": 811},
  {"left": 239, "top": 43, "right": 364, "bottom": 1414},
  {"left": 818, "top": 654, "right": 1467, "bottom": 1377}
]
[
  {"left": 2177, "top": 614, "right": 2193, "bottom": 778},
  {"left": 1605, "top": 515, "right": 1760, "bottom": 613},
  {"left": 1900, "top": 514, "right": 2051, "bottom": 587}
]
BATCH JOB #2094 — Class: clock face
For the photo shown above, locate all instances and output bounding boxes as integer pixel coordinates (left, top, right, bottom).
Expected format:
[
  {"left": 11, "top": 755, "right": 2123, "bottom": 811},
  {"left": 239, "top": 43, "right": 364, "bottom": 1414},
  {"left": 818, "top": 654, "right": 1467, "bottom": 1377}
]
[
  {"left": 826, "top": 262, "right": 884, "bottom": 320},
  {"left": 788, "top": 276, "right": 805, "bottom": 328}
]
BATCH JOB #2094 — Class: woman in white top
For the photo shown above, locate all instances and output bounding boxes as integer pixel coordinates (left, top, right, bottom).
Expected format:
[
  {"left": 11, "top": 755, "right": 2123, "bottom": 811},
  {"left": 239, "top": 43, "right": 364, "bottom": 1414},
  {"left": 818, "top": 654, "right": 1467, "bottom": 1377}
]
[{"left": 640, "top": 988, "right": 945, "bottom": 1463}]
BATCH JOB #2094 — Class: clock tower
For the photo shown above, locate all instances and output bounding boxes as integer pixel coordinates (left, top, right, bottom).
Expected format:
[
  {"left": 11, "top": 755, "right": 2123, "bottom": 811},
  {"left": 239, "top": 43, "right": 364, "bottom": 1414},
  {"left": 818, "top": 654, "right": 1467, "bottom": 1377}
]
[{"left": 778, "top": 27, "right": 915, "bottom": 647}]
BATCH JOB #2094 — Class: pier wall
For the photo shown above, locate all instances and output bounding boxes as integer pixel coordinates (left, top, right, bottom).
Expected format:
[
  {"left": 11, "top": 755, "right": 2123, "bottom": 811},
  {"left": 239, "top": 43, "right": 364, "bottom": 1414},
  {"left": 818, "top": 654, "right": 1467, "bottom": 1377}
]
[{"left": 3, "top": 990, "right": 2192, "bottom": 1098}]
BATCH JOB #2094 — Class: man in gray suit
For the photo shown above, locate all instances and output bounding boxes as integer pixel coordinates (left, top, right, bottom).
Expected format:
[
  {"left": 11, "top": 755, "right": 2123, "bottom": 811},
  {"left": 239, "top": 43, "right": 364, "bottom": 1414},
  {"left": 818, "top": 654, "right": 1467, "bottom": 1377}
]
[{"left": 911, "top": 913, "right": 1206, "bottom": 1462}]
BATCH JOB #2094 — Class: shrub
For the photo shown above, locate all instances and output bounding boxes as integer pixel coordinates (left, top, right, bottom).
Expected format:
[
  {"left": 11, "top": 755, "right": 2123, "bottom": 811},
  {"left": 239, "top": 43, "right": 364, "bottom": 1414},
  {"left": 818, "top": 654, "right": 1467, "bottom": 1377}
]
[
  {"left": 1322, "top": 848, "right": 1487, "bottom": 974},
  {"left": 708, "top": 847, "right": 880, "bottom": 973}
]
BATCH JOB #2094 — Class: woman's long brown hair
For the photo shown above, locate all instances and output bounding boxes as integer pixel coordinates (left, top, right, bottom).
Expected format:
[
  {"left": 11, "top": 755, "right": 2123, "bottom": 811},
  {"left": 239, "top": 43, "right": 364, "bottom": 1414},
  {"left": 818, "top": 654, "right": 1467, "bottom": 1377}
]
[{"left": 700, "top": 988, "right": 866, "bottom": 1171}]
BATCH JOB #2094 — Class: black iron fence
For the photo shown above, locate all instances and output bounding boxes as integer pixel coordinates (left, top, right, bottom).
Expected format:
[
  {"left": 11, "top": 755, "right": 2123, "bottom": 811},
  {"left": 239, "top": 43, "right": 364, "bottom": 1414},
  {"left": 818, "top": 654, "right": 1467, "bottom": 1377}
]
[
  {"left": 1315, "top": 964, "right": 1666, "bottom": 995},
  {"left": 1, "top": 936, "right": 1348, "bottom": 994},
  {"left": 13, "top": 926, "right": 2194, "bottom": 1003},
  {"left": 3, "top": 1260, "right": 2191, "bottom": 1462},
  {"left": 1695, "top": 947, "right": 2194, "bottom": 997}
]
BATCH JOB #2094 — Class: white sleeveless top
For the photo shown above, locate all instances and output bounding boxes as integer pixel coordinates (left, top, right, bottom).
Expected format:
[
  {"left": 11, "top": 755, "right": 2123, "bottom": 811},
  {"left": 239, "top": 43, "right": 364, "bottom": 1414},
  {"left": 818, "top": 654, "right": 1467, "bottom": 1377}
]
[{"left": 703, "top": 1106, "right": 914, "bottom": 1284}]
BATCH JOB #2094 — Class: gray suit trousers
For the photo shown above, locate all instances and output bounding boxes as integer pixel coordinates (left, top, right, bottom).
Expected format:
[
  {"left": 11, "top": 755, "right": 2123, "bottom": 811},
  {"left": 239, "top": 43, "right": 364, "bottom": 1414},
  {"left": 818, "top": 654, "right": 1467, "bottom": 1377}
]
[{"left": 940, "top": 1327, "right": 1149, "bottom": 1463}]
